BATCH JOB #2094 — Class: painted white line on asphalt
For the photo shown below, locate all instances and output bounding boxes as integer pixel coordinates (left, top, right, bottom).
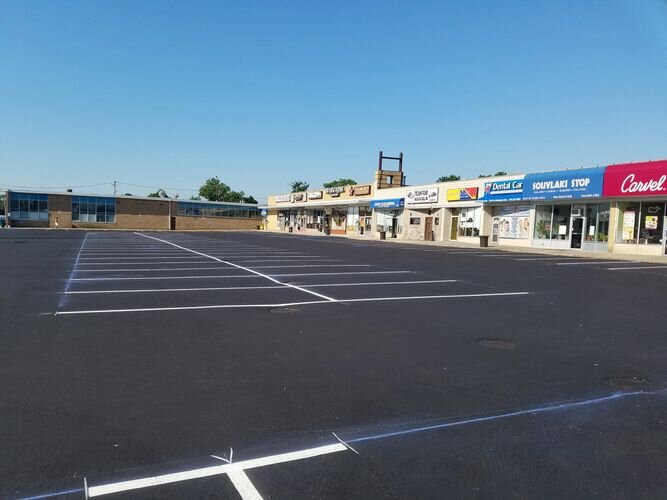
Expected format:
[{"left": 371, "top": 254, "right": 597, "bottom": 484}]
[
  {"left": 135, "top": 233, "right": 337, "bottom": 302},
  {"left": 607, "top": 265, "right": 667, "bottom": 270},
  {"left": 269, "top": 271, "right": 413, "bottom": 277},
  {"left": 71, "top": 275, "right": 260, "bottom": 281},
  {"left": 233, "top": 259, "right": 342, "bottom": 263},
  {"left": 226, "top": 470, "right": 263, "bottom": 500},
  {"left": 56, "top": 291, "right": 529, "bottom": 315},
  {"left": 79, "top": 256, "right": 204, "bottom": 260},
  {"left": 248, "top": 264, "right": 372, "bottom": 269},
  {"left": 86, "top": 443, "right": 346, "bottom": 497},
  {"left": 555, "top": 260, "right": 639, "bottom": 266},
  {"left": 516, "top": 257, "right": 577, "bottom": 261},
  {"left": 77, "top": 261, "right": 213, "bottom": 266},
  {"left": 303, "top": 279, "right": 457, "bottom": 287},
  {"left": 66, "top": 285, "right": 288, "bottom": 294},
  {"left": 75, "top": 267, "right": 234, "bottom": 272}
]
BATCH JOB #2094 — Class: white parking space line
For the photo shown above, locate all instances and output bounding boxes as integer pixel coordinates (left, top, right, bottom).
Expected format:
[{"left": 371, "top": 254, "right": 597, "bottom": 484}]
[
  {"left": 516, "top": 256, "right": 578, "bottom": 261},
  {"left": 303, "top": 280, "right": 457, "bottom": 287},
  {"left": 555, "top": 260, "right": 638, "bottom": 266},
  {"left": 75, "top": 267, "right": 234, "bottom": 272},
  {"left": 77, "top": 261, "right": 214, "bottom": 266},
  {"left": 66, "top": 285, "right": 289, "bottom": 294},
  {"left": 269, "top": 271, "right": 413, "bottom": 277},
  {"left": 248, "top": 264, "right": 372, "bottom": 269},
  {"left": 232, "top": 259, "right": 342, "bottom": 263},
  {"left": 135, "top": 233, "right": 337, "bottom": 303},
  {"left": 226, "top": 470, "right": 263, "bottom": 500},
  {"left": 70, "top": 275, "right": 262, "bottom": 281},
  {"left": 607, "top": 265, "right": 667, "bottom": 270},
  {"left": 79, "top": 256, "right": 206, "bottom": 260},
  {"left": 56, "top": 291, "right": 530, "bottom": 315},
  {"left": 86, "top": 443, "right": 346, "bottom": 497}
]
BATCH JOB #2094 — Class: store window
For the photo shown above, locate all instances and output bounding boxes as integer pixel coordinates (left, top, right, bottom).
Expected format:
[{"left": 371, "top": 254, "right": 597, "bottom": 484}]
[
  {"left": 458, "top": 206, "right": 481, "bottom": 237},
  {"left": 583, "top": 203, "right": 610, "bottom": 243},
  {"left": 551, "top": 205, "right": 571, "bottom": 240},
  {"left": 72, "top": 196, "right": 116, "bottom": 223},
  {"left": 9, "top": 193, "right": 48, "bottom": 221},
  {"left": 494, "top": 205, "right": 530, "bottom": 239},
  {"left": 617, "top": 201, "right": 665, "bottom": 244},
  {"left": 177, "top": 202, "right": 260, "bottom": 218},
  {"left": 533, "top": 205, "right": 552, "bottom": 239}
]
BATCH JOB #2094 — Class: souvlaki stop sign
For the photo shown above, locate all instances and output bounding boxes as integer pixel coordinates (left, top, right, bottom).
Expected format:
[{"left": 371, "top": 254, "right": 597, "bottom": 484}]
[{"left": 603, "top": 160, "right": 667, "bottom": 197}]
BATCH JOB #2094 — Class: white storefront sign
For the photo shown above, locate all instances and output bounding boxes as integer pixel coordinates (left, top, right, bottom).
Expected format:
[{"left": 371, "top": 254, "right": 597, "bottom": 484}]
[
  {"left": 274, "top": 194, "right": 292, "bottom": 203},
  {"left": 406, "top": 188, "right": 438, "bottom": 205}
]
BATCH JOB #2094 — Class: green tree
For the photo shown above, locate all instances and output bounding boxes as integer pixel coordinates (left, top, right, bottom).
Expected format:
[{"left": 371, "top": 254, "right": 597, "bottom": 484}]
[
  {"left": 147, "top": 191, "right": 160, "bottom": 198},
  {"left": 478, "top": 171, "right": 508, "bottom": 178},
  {"left": 323, "top": 178, "right": 356, "bottom": 188},
  {"left": 436, "top": 175, "right": 460, "bottom": 182},
  {"left": 189, "top": 195, "right": 202, "bottom": 201},
  {"left": 290, "top": 180, "right": 309, "bottom": 192},
  {"left": 123, "top": 193, "right": 133, "bottom": 196},
  {"left": 242, "top": 195, "right": 258, "bottom": 204},
  {"left": 198, "top": 177, "right": 257, "bottom": 203}
]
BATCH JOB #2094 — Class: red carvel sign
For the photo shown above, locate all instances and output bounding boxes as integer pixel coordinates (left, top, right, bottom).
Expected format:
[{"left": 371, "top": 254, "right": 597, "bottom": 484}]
[{"left": 603, "top": 160, "right": 667, "bottom": 197}]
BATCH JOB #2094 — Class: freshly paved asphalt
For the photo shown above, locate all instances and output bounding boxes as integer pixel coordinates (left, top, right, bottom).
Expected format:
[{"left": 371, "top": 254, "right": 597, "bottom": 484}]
[{"left": 1, "top": 230, "right": 666, "bottom": 499}]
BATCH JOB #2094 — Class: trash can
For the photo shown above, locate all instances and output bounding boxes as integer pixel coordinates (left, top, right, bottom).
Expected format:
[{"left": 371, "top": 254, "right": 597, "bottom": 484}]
[
  {"left": 324, "top": 227, "right": 331, "bottom": 235},
  {"left": 479, "top": 235, "right": 489, "bottom": 247},
  {"left": 379, "top": 231, "right": 386, "bottom": 240},
  {"left": 289, "top": 226, "right": 293, "bottom": 233}
]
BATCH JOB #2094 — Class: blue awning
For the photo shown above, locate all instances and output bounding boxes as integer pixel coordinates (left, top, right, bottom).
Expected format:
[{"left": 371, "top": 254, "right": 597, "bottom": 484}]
[{"left": 370, "top": 198, "right": 404, "bottom": 209}]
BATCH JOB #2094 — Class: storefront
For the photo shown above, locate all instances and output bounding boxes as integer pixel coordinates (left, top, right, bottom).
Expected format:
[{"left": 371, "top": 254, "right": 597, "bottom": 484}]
[
  {"left": 444, "top": 184, "right": 483, "bottom": 243},
  {"left": 404, "top": 187, "right": 441, "bottom": 241},
  {"left": 479, "top": 177, "right": 531, "bottom": 247},
  {"left": 603, "top": 159, "right": 667, "bottom": 257},
  {"left": 370, "top": 197, "right": 404, "bottom": 238}
]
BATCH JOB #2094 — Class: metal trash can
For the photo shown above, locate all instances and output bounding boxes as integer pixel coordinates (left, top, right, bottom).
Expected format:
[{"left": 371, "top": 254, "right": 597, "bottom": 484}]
[
  {"left": 324, "top": 227, "right": 331, "bottom": 235},
  {"left": 379, "top": 231, "right": 387, "bottom": 240},
  {"left": 479, "top": 235, "right": 489, "bottom": 247}
]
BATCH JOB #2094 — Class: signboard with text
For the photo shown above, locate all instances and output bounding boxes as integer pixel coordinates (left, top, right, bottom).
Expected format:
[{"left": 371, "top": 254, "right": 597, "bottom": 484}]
[
  {"left": 480, "top": 179, "right": 524, "bottom": 202},
  {"left": 274, "top": 194, "right": 291, "bottom": 203},
  {"left": 603, "top": 160, "right": 667, "bottom": 198},
  {"left": 406, "top": 188, "right": 438, "bottom": 205},
  {"left": 523, "top": 167, "right": 604, "bottom": 200},
  {"left": 349, "top": 185, "right": 371, "bottom": 196},
  {"left": 370, "top": 198, "right": 404, "bottom": 209}
]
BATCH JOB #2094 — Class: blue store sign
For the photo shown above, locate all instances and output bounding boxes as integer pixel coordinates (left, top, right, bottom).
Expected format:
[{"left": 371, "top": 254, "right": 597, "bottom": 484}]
[
  {"left": 523, "top": 167, "right": 605, "bottom": 200},
  {"left": 480, "top": 178, "right": 524, "bottom": 202},
  {"left": 370, "top": 198, "right": 404, "bottom": 209}
]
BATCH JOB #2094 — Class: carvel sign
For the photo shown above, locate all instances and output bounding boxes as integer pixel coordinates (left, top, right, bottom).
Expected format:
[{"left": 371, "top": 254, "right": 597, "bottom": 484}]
[{"left": 603, "top": 160, "right": 667, "bottom": 198}]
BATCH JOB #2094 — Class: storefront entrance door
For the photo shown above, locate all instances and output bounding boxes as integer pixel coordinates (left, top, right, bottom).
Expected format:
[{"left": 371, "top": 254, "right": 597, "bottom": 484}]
[
  {"left": 663, "top": 216, "right": 667, "bottom": 255},
  {"left": 450, "top": 216, "right": 458, "bottom": 240},
  {"left": 424, "top": 217, "right": 433, "bottom": 241},
  {"left": 571, "top": 217, "right": 584, "bottom": 249}
]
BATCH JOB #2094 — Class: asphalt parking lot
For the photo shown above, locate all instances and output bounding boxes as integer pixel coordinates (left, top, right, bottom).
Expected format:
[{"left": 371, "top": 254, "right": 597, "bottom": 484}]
[{"left": 1, "top": 230, "right": 666, "bottom": 499}]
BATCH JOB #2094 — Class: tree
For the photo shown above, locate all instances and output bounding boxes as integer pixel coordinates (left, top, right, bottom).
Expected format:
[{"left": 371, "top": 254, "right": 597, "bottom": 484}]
[
  {"left": 189, "top": 195, "right": 202, "bottom": 201},
  {"left": 290, "top": 181, "right": 309, "bottom": 192},
  {"left": 436, "top": 175, "right": 460, "bottom": 182},
  {"left": 243, "top": 195, "right": 258, "bottom": 204},
  {"left": 147, "top": 191, "right": 160, "bottom": 198},
  {"left": 197, "top": 177, "right": 257, "bottom": 203},
  {"left": 123, "top": 193, "right": 133, "bottom": 196},
  {"left": 478, "top": 171, "right": 508, "bottom": 178},
  {"left": 323, "top": 178, "right": 356, "bottom": 188}
]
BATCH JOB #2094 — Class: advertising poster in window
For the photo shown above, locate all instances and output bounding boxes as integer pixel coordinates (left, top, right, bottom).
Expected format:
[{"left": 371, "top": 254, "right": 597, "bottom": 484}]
[
  {"left": 622, "top": 210, "right": 636, "bottom": 240},
  {"left": 645, "top": 215, "right": 658, "bottom": 230},
  {"left": 497, "top": 205, "right": 530, "bottom": 239}
]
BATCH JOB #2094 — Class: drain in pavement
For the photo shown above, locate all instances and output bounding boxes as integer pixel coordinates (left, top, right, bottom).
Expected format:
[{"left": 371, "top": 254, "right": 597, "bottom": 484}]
[
  {"left": 605, "top": 376, "right": 654, "bottom": 391},
  {"left": 477, "top": 338, "right": 516, "bottom": 350},
  {"left": 269, "top": 307, "right": 300, "bottom": 314}
]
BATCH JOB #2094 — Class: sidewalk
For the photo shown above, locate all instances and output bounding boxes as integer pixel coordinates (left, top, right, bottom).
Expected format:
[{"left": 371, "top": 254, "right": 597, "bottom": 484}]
[{"left": 266, "top": 229, "right": 667, "bottom": 264}]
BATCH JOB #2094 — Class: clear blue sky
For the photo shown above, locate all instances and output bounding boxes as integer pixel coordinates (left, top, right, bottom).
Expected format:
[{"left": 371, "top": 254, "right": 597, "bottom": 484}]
[{"left": 1, "top": 0, "right": 666, "bottom": 202}]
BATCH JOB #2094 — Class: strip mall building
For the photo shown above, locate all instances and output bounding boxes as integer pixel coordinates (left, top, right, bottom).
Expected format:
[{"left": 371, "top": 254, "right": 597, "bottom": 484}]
[
  {"left": 267, "top": 158, "right": 667, "bottom": 257},
  {"left": 3, "top": 191, "right": 261, "bottom": 230}
]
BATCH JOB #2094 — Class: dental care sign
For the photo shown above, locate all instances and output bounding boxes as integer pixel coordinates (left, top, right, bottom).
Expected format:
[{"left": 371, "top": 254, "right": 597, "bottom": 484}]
[
  {"left": 603, "top": 160, "right": 667, "bottom": 198},
  {"left": 523, "top": 167, "right": 605, "bottom": 200},
  {"left": 406, "top": 188, "right": 438, "bottom": 205},
  {"left": 481, "top": 178, "right": 524, "bottom": 202}
]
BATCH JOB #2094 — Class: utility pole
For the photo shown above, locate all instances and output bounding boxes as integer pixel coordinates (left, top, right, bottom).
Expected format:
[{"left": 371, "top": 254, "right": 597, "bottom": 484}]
[{"left": 113, "top": 181, "right": 118, "bottom": 196}]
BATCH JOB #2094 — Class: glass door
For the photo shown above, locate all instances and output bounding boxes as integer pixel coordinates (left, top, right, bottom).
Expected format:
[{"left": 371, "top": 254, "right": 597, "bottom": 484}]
[{"left": 570, "top": 217, "right": 584, "bottom": 249}]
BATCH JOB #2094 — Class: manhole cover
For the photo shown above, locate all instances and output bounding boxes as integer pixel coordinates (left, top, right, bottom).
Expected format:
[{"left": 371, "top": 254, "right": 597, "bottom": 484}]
[
  {"left": 269, "top": 307, "right": 300, "bottom": 314},
  {"left": 605, "top": 376, "right": 653, "bottom": 391},
  {"left": 477, "top": 338, "right": 516, "bottom": 350}
]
